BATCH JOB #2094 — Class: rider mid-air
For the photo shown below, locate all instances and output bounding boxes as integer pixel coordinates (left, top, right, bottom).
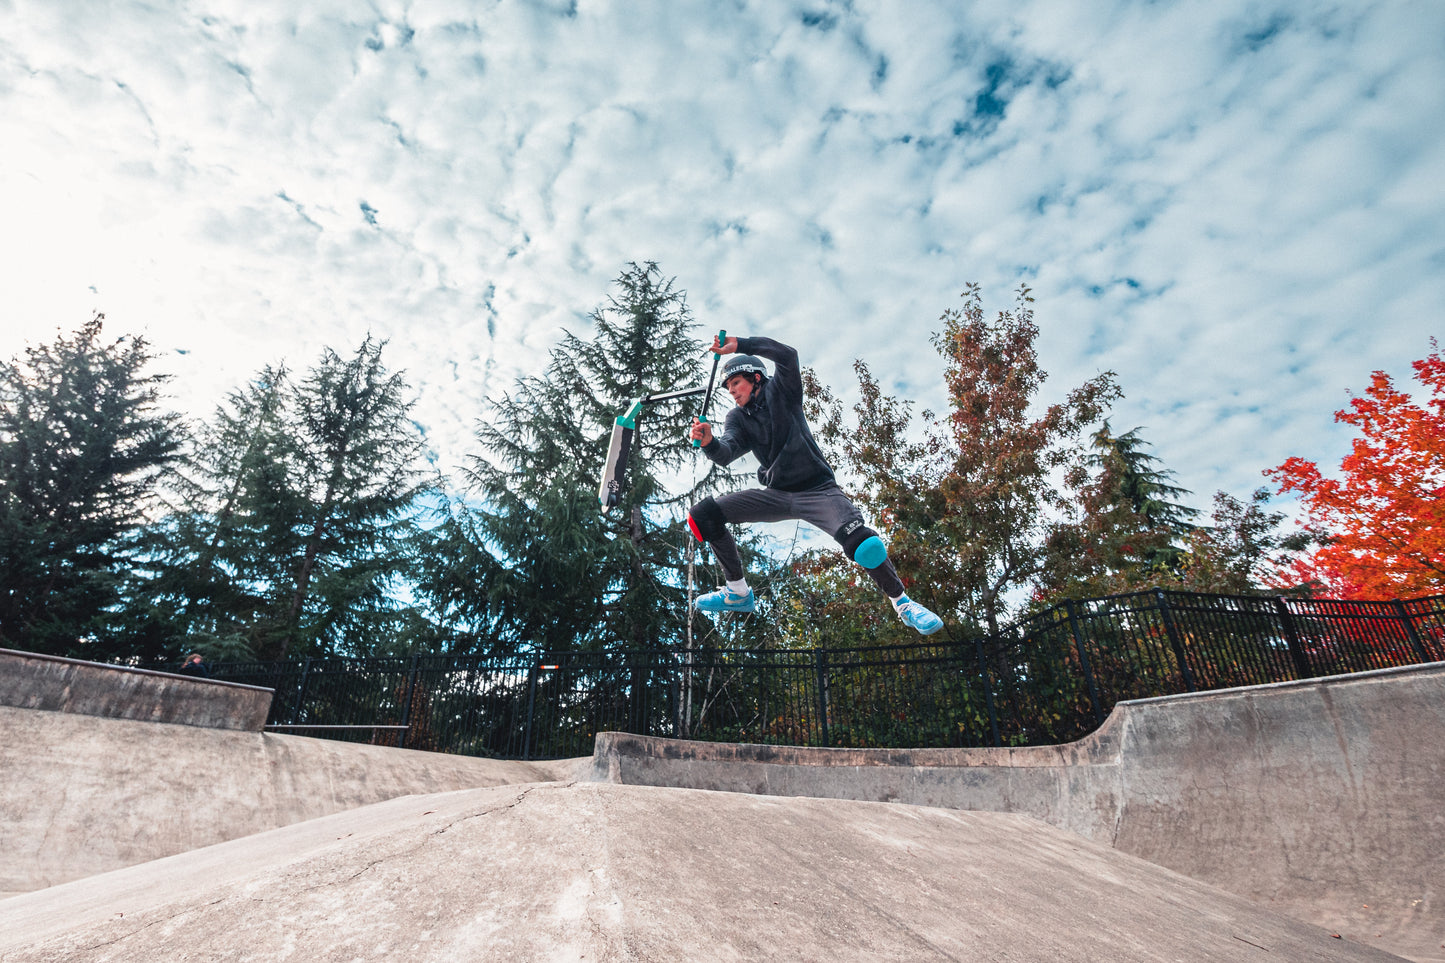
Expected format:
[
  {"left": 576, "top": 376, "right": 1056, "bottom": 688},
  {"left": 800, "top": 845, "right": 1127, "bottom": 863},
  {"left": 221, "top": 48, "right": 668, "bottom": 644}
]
[{"left": 686, "top": 334, "right": 944, "bottom": 636}]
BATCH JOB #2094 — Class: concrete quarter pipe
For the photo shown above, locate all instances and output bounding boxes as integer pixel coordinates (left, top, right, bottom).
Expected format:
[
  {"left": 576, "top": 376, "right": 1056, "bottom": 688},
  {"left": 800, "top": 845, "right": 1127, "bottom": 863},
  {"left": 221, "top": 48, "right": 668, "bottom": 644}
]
[{"left": 0, "top": 653, "right": 1439, "bottom": 960}]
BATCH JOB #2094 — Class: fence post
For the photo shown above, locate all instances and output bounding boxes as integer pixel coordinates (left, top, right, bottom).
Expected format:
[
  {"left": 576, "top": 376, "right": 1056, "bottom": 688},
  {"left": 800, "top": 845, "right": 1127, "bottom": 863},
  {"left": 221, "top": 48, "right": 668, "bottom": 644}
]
[
  {"left": 523, "top": 662, "right": 540, "bottom": 761},
  {"left": 973, "top": 635, "right": 1002, "bottom": 747},
  {"left": 1273, "top": 598, "right": 1315, "bottom": 680},
  {"left": 814, "top": 645, "right": 830, "bottom": 748},
  {"left": 1065, "top": 600, "right": 1105, "bottom": 726},
  {"left": 1390, "top": 600, "right": 1432, "bottom": 664},
  {"left": 1152, "top": 590, "right": 1198, "bottom": 692}
]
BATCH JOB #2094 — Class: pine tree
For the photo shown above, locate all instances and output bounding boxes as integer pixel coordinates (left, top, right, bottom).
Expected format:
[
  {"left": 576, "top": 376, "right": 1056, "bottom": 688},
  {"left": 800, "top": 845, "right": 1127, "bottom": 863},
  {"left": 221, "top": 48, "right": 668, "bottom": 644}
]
[
  {"left": 0, "top": 315, "right": 183, "bottom": 658},
  {"left": 141, "top": 340, "right": 435, "bottom": 661},
  {"left": 276, "top": 337, "right": 435, "bottom": 658},
  {"left": 1089, "top": 424, "right": 1196, "bottom": 534},
  {"left": 437, "top": 262, "right": 728, "bottom": 655},
  {"left": 1038, "top": 422, "right": 1198, "bottom": 599},
  {"left": 136, "top": 365, "right": 304, "bottom": 659}
]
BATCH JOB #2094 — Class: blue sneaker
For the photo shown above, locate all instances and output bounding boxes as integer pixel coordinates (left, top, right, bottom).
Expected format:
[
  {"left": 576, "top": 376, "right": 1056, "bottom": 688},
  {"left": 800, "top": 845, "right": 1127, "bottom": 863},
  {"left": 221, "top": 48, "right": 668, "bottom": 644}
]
[
  {"left": 894, "top": 595, "right": 943, "bottom": 635},
  {"left": 695, "top": 586, "right": 755, "bottom": 613}
]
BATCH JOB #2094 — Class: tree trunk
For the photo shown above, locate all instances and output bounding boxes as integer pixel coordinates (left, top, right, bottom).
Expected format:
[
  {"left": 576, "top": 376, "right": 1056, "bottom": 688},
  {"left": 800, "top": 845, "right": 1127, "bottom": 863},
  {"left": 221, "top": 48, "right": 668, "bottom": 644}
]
[{"left": 280, "top": 456, "right": 346, "bottom": 659}]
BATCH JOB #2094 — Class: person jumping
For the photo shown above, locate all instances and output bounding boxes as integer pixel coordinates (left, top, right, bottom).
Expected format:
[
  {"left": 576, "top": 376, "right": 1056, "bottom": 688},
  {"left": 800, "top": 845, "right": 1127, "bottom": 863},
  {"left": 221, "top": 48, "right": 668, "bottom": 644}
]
[{"left": 686, "top": 334, "right": 944, "bottom": 636}]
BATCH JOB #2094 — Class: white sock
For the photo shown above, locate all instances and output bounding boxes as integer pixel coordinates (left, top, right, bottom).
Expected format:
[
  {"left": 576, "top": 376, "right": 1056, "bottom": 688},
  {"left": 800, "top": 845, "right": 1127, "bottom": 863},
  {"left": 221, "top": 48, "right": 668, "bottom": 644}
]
[
  {"left": 891, "top": 593, "right": 908, "bottom": 608},
  {"left": 727, "top": 577, "right": 750, "bottom": 595}
]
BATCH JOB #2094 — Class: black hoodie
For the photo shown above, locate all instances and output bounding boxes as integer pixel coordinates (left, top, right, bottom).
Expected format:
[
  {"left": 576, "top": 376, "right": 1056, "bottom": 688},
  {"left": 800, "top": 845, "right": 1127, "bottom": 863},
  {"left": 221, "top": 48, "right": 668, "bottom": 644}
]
[{"left": 701, "top": 336, "right": 836, "bottom": 492}]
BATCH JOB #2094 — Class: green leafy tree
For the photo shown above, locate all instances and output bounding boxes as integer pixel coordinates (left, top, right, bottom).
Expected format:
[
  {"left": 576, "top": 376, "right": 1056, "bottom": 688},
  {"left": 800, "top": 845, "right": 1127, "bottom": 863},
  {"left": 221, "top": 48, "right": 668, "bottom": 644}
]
[
  {"left": 1176, "top": 488, "right": 1313, "bottom": 595},
  {"left": 0, "top": 315, "right": 183, "bottom": 658},
  {"left": 804, "top": 284, "right": 1119, "bottom": 636},
  {"left": 772, "top": 553, "right": 899, "bottom": 649}
]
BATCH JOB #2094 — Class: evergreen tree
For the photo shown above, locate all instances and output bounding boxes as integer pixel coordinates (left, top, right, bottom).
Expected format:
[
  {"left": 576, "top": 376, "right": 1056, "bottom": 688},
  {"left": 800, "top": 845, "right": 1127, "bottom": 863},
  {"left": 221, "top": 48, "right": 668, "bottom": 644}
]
[
  {"left": 1038, "top": 422, "right": 1198, "bottom": 599},
  {"left": 0, "top": 315, "right": 183, "bottom": 658},
  {"left": 276, "top": 337, "right": 435, "bottom": 658},
  {"left": 136, "top": 365, "right": 304, "bottom": 659},
  {"left": 434, "top": 262, "right": 728, "bottom": 654},
  {"left": 142, "top": 339, "right": 435, "bottom": 661},
  {"left": 1040, "top": 429, "right": 1312, "bottom": 600},
  {"left": 1088, "top": 424, "right": 1196, "bottom": 535}
]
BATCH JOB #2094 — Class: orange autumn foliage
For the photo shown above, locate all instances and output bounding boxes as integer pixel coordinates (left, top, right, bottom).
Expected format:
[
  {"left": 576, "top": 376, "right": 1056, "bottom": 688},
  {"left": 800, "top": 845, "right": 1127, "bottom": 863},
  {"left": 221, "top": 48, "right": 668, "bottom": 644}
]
[{"left": 1267, "top": 343, "right": 1445, "bottom": 599}]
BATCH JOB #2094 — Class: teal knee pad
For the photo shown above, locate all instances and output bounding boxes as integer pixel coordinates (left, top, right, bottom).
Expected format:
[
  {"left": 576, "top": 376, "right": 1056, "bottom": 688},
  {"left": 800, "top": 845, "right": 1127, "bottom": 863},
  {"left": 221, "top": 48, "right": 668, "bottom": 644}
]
[{"left": 854, "top": 535, "right": 888, "bottom": 570}]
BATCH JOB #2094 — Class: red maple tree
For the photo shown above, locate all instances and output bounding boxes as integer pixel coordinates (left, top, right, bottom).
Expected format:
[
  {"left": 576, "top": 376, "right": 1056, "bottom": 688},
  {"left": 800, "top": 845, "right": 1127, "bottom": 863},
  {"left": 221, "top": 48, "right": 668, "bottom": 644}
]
[{"left": 1266, "top": 342, "right": 1445, "bottom": 599}]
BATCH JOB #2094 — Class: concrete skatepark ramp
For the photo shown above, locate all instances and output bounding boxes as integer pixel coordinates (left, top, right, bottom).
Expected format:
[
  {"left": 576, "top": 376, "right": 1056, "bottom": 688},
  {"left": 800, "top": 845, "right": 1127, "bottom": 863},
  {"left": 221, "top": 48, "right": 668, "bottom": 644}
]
[
  {"left": 1, "top": 650, "right": 1441, "bottom": 960},
  {"left": 0, "top": 649, "right": 579, "bottom": 895},
  {"left": 590, "top": 662, "right": 1445, "bottom": 960},
  {"left": 0, "top": 782, "right": 1409, "bottom": 962}
]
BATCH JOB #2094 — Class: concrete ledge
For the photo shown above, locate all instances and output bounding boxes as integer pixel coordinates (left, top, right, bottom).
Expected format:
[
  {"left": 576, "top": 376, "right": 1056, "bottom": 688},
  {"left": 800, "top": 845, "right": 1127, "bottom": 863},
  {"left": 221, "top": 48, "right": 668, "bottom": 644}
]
[
  {"left": 0, "top": 648, "right": 273, "bottom": 732},
  {"left": 592, "top": 710, "right": 1124, "bottom": 771}
]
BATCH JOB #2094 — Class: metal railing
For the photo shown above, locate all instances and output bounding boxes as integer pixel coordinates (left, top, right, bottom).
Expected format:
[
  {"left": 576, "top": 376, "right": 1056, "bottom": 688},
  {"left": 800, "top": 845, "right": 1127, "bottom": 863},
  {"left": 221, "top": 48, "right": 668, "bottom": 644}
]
[{"left": 176, "top": 590, "right": 1444, "bottom": 758}]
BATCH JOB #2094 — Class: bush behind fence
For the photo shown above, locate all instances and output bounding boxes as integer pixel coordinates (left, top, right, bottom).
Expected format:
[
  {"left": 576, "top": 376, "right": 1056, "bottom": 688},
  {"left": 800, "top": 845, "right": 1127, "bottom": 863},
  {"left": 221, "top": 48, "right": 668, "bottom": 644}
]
[{"left": 188, "top": 590, "right": 1445, "bottom": 759}]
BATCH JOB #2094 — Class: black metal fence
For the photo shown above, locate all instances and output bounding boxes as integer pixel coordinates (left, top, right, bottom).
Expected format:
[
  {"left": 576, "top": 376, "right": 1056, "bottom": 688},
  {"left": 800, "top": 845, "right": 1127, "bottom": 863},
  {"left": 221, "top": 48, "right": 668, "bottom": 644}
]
[{"left": 188, "top": 590, "right": 1445, "bottom": 759}]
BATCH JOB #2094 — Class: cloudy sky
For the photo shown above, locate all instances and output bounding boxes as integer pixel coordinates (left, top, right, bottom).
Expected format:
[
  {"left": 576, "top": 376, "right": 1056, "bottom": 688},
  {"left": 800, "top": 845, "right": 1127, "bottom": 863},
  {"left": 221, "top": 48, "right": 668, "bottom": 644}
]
[{"left": 2, "top": 0, "right": 1440, "bottom": 516}]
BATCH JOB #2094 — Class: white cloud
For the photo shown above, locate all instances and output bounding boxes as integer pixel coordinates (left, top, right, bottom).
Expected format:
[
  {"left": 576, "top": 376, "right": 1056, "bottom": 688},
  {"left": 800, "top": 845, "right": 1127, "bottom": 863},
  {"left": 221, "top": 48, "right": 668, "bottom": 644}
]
[{"left": 1, "top": 0, "right": 1440, "bottom": 518}]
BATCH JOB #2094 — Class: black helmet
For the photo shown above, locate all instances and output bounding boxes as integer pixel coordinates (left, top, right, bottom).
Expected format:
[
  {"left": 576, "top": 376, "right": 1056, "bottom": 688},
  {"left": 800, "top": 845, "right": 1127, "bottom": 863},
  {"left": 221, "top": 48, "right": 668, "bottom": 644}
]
[{"left": 721, "top": 354, "right": 767, "bottom": 383}]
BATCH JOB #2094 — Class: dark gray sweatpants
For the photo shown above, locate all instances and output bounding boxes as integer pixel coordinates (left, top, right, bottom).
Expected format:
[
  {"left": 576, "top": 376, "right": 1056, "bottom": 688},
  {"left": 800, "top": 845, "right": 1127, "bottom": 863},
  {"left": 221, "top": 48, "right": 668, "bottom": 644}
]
[
  {"left": 707, "top": 484, "right": 905, "bottom": 598},
  {"left": 716, "top": 484, "right": 865, "bottom": 535}
]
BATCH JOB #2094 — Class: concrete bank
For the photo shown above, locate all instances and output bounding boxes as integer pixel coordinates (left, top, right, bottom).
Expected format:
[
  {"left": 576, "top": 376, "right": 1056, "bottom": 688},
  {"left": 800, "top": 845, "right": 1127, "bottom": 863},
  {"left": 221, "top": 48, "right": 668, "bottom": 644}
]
[
  {"left": 0, "top": 648, "right": 272, "bottom": 731},
  {"left": 0, "top": 782, "right": 1406, "bottom": 962},
  {"left": 0, "top": 705, "right": 584, "bottom": 895},
  {"left": 592, "top": 663, "right": 1445, "bottom": 963}
]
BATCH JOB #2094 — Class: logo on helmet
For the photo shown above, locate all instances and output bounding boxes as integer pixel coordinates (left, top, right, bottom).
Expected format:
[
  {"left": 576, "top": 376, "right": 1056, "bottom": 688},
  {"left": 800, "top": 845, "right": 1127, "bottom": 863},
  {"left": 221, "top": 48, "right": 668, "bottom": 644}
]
[{"left": 721, "top": 355, "right": 767, "bottom": 382}]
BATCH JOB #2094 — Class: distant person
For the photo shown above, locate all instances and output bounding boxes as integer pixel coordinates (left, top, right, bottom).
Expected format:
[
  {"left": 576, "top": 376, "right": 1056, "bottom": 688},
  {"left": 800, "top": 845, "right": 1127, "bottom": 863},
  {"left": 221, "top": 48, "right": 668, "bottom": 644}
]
[
  {"left": 686, "top": 334, "right": 944, "bottom": 635},
  {"left": 177, "top": 653, "right": 210, "bottom": 678}
]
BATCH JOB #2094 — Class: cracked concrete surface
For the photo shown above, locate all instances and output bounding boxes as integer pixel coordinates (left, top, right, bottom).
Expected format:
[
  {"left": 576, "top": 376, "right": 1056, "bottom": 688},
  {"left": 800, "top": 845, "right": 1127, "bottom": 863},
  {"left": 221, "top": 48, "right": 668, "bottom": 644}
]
[
  {"left": 0, "top": 782, "right": 1409, "bottom": 962},
  {"left": 1, "top": 663, "right": 1440, "bottom": 961}
]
